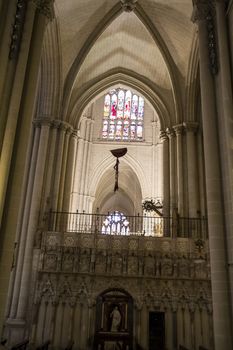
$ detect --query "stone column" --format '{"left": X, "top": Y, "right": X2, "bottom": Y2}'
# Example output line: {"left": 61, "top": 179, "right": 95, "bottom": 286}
{"left": 173, "top": 125, "right": 184, "bottom": 216}
{"left": 63, "top": 131, "right": 78, "bottom": 212}
{"left": 57, "top": 127, "right": 71, "bottom": 212}
{"left": 215, "top": 0, "right": 233, "bottom": 318}
{"left": 41, "top": 122, "right": 58, "bottom": 217}
{"left": 16, "top": 121, "right": 50, "bottom": 318}
{"left": 7, "top": 125, "right": 40, "bottom": 320}
{"left": 184, "top": 122, "right": 199, "bottom": 217}
{"left": 79, "top": 119, "right": 91, "bottom": 212}
{"left": 0, "top": 1, "right": 37, "bottom": 225}
{"left": 70, "top": 118, "right": 86, "bottom": 212}
{"left": 83, "top": 119, "right": 94, "bottom": 212}
{"left": 1, "top": 2, "right": 53, "bottom": 337}
{"left": 192, "top": 1, "right": 233, "bottom": 348}
{"left": 167, "top": 128, "right": 176, "bottom": 214}
{"left": 51, "top": 123, "right": 66, "bottom": 211}
{"left": 160, "top": 131, "right": 170, "bottom": 219}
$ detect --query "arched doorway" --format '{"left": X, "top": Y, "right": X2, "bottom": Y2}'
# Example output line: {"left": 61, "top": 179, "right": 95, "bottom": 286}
{"left": 94, "top": 289, "right": 134, "bottom": 350}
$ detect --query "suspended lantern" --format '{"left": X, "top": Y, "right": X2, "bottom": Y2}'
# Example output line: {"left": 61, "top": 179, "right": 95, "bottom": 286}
{"left": 110, "top": 148, "right": 127, "bottom": 192}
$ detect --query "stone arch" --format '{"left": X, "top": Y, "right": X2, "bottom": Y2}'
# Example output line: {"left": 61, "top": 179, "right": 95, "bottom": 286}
{"left": 61, "top": 2, "right": 182, "bottom": 124}
{"left": 88, "top": 152, "right": 149, "bottom": 204}
{"left": 68, "top": 68, "right": 171, "bottom": 130}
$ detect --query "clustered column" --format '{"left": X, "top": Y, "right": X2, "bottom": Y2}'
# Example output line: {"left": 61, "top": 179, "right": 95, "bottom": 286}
{"left": 192, "top": 0, "right": 233, "bottom": 348}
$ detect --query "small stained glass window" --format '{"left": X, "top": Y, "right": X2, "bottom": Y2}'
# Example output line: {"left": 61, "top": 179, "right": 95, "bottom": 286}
{"left": 101, "top": 88, "right": 144, "bottom": 141}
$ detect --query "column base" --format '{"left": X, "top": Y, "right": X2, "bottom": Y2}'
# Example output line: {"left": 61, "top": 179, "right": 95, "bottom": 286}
{"left": 3, "top": 318, "right": 27, "bottom": 347}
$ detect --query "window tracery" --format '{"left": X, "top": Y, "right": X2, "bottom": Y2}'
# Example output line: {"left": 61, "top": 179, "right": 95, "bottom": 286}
{"left": 102, "top": 89, "right": 144, "bottom": 141}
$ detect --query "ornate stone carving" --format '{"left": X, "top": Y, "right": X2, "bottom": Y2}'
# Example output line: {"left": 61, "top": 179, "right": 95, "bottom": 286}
{"left": 9, "top": 0, "right": 27, "bottom": 60}
{"left": 192, "top": 0, "right": 218, "bottom": 75}
{"left": 120, "top": 0, "right": 137, "bottom": 12}
{"left": 32, "top": 0, "right": 54, "bottom": 20}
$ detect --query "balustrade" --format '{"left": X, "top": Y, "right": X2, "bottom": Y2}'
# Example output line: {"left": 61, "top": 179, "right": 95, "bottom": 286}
{"left": 46, "top": 211, "right": 207, "bottom": 239}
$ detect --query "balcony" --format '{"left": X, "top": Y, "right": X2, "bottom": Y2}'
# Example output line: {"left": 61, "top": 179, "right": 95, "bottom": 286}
{"left": 46, "top": 211, "right": 208, "bottom": 239}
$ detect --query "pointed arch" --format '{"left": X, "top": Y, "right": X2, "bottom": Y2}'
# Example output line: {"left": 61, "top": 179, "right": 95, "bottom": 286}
{"left": 61, "top": 3, "right": 182, "bottom": 124}
{"left": 88, "top": 152, "right": 150, "bottom": 200}
{"left": 68, "top": 68, "right": 171, "bottom": 130}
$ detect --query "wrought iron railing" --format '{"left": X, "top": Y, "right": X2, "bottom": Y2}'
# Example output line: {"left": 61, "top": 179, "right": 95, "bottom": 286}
{"left": 47, "top": 211, "right": 208, "bottom": 239}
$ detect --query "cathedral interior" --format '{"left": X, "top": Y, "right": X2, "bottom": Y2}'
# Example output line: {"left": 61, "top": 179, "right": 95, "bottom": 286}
{"left": 0, "top": 0, "right": 233, "bottom": 349}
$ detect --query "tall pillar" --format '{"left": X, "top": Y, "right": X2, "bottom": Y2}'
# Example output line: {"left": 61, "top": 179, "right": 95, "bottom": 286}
{"left": 167, "top": 128, "right": 176, "bottom": 214}
{"left": 83, "top": 119, "right": 94, "bottom": 212}
{"left": 79, "top": 119, "right": 91, "bottom": 212}
{"left": 215, "top": 0, "right": 233, "bottom": 317}
{"left": 70, "top": 118, "right": 86, "bottom": 212}
{"left": 160, "top": 131, "right": 170, "bottom": 218}
{"left": 173, "top": 125, "right": 184, "bottom": 216}
{"left": 63, "top": 131, "right": 78, "bottom": 212}
{"left": 51, "top": 123, "right": 66, "bottom": 211}
{"left": 0, "top": 1, "right": 53, "bottom": 336}
{"left": 41, "top": 122, "right": 58, "bottom": 217}
{"left": 192, "top": 1, "right": 233, "bottom": 348}
{"left": 7, "top": 125, "right": 40, "bottom": 321}
{"left": 57, "top": 128, "right": 71, "bottom": 212}
{"left": 184, "top": 122, "right": 199, "bottom": 217}
{"left": 0, "top": 1, "right": 37, "bottom": 225}
{"left": 16, "top": 121, "right": 50, "bottom": 318}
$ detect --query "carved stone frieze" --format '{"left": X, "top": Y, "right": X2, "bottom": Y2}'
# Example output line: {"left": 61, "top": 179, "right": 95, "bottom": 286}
{"left": 33, "top": 273, "right": 212, "bottom": 318}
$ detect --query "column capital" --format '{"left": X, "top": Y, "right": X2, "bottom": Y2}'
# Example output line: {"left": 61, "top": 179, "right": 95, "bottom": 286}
{"left": 183, "top": 122, "right": 199, "bottom": 133}
{"left": 159, "top": 130, "right": 169, "bottom": 142}
{"left": 121, "top": 0, "right": 138, "bottom": 12}
{"left": 31, "top": 0, "right": 55, "bottom": 20}
{"left": 173, "top": 124, "right": 184, "bottom": 135}
{"left": 33, "top": 117, "right": 52, "bottom": 128}
{"left": 166, "top": 128, "right": 176, "bottom": 139}
{"left": 192, "top": 0, "right": 215, "bottom": 22}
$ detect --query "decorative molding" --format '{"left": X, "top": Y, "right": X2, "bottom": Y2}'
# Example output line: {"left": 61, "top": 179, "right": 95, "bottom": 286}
{"left": 9, "top": 0, "right": 27, "bottom": 60}
{"left": 192, "top": 0, "right": 218, "bottom": 75}
{"left": 183, "top": 122, "right": 199, "bottom": 133}
{"left": 32, "top": 0, "right": 54, "bottom": 20}
{"left": 120, "top": 0, "right": 138, "bottom": 12}
{"left": 173, "top": 124, "right": 184, "bottom": 135}
{"left": 159, "top": 130, "right": 169, "bottom": 142}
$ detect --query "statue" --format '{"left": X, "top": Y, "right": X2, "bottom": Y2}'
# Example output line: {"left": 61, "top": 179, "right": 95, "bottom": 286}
{"left": 110, "top": 306, "right": 121, "bottom": 332}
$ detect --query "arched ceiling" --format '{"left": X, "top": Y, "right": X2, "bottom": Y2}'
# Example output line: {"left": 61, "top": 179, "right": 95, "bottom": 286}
{"left": 93, "top": 162, "right": 142, "bottom": 215}
{"left": 51, "top": 0, "right": 197, "bottom": 124}
{"left": 72, "top": 11, "right": 171, "bottom": 94}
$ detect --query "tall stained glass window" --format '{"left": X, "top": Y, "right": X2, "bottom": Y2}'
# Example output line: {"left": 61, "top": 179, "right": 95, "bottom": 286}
{"left": 102, "top": 89, "right": 144, "bottom": 141}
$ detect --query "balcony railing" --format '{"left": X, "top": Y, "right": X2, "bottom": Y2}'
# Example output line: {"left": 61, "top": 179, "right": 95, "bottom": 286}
{"left": 46, "top": 211, "right": 208, "bottom": 239}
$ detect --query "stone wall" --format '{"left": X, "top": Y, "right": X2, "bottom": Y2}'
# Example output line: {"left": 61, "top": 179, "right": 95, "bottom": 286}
{"left": 28, "top": 232, "right": 213, "bottom": 350}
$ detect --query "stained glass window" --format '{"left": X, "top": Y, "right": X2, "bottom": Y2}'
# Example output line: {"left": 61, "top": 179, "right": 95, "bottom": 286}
{"left": 102, "top": 211, "right": 129, "bottom": 235}
{"left": 102, "top": 88, "right": 144, "bottom": 141}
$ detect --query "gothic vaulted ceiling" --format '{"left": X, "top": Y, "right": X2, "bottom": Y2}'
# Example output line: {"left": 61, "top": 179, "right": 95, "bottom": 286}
{"left": 50, "top": 0, "right": 197, "bottom": 124}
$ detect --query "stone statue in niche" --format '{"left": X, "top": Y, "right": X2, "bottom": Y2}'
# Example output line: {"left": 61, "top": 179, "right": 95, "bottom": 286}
{"left": 110, "top": 305, "right": 122, "bottom": 332}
